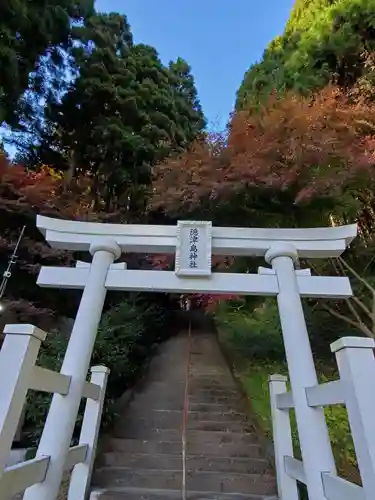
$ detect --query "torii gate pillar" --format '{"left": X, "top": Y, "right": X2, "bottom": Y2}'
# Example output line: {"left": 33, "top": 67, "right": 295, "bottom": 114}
{"left": 266, "top": 243, "right": 336, "bottom": 500}
{"left": 24, "top": 240, "right": 121, "bottom": 500}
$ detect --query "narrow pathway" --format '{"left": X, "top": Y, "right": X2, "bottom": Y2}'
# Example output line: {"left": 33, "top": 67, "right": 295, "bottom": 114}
{"left": 90, "top": 329, "right": 277, "bottom": 499}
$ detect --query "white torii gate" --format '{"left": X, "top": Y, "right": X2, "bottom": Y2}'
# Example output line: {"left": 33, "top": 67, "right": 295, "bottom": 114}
{"left": 25, "top": 216, "right": 357, "bottom": 500}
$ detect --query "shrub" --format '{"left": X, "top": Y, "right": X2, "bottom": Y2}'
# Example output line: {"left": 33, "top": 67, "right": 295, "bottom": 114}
{"left": 215, "top": 298, "right": 286, "bottom": 362}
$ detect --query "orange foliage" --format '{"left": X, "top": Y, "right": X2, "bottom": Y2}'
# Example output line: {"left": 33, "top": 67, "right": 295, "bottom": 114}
{"left": 151, "top": 87, "right": 375, "bottom": 213}
{"left": 0, "top": 153, "right": 94, "bottom": 219}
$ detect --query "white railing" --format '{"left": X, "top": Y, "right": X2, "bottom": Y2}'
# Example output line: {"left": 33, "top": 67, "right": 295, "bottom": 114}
{"left": 0, "top": 323, "right": 109, "bottom": 499}
{"left": 269, "top": 336, "right": 375, "bottom": 500}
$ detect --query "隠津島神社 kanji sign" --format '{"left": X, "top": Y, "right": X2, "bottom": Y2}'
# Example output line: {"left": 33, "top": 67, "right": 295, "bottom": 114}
{"left": 175, "top": 221, "right": 212, "bottom": 277}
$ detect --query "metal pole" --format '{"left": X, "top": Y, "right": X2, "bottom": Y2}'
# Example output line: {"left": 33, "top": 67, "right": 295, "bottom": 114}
{"left": 0, "top": 225, "right": 26, "bottom": 300}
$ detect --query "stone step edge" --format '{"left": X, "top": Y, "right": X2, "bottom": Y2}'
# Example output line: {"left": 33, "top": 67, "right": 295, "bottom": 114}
{"left": 106, "top": 437, "right": 263, "bottom": 450}
{"left": 123, "top": 410, "right": 249, "bottom": 417}
{"left": 90, "top": 486, "right": 278, "bottom": 500}
{"left": 100, "top": 452, "right": 269, "bottom": 462}
{"left": 113, "top": 430, "right": 258, "bottom": 437}
{"left": 115, "top": 422, "right": 256, "bottom": 432}
{"left": 94, "top": 466, "right": 276, "bottom": 479}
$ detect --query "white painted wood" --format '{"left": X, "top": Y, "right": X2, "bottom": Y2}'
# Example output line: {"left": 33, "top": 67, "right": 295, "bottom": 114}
{"left": 276, "top": 390, "right": 294, "bottom": 410}
{"left": 269, "top": 375, "right": 299, "bottom": 500}
{"left": 3, "top": 324, "right": 47, "bottom": 340}
{"left": 23, "top": 241, "right": 120, "bottom": 500}
{"left": 284, "top": 456, "right": 306, "bottom": 484}
{"left": 305, "top": 380, "right": 345, "bottom": 407}
{"left": 331, "top": 337, "right": 375, "bottom": 500}
{"left": 30, "top": 366, "right": 71, "bottom": 395}
{"left": 76, "top": 260, "right": 127, "bottom": 270}
{"left": 0, "top": 325, "right": 46, "bottom": 475}
{"left": 258, "top": 266, "right": 312, "bottom": 276}
{"left": 82, "top": 381, "right": 101, "bottom": 401}
{"left": 5, "top": 448, "right": 28, "bottom": 467}
{"left": 321, "top": 472, "right": 365, "bottom": 500}
{"left": 37, "top": 215, "right": 357, "bottom": 258}
{"left": 331, "top": 336, "right": 375, "bottom": 351}
{"left": 64, "top": 444, "right": 88, "bottom": 471}
{"left": 37, "top": 215, "right": 357, "bottom": 241}
{"left": 0, "top": 457, "right": 49, "bottom": 497}
{"left": 265, "top": 243, "right": 336, "bottom": 500}
{"left": 37, "top": 267, "right": 353, "bottom": 298}
{"left": 68, "top": 366, "right": 110, "bottom": 500}
{"left": 175, "top": 221, "right": 212, "bottom": 276}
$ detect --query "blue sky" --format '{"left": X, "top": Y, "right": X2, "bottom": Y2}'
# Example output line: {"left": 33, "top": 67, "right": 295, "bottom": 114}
{"left": 96, "top": 0, "right": 295, "bottom": 130}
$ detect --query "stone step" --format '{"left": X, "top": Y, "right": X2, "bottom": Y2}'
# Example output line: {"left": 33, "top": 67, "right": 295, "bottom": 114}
{"left": 116, "top": 416, "right": 254, "bottom": 434}
{"left": 99, "top": 453, "right": 271, "bottom": 475}
{"left": 105, "top": 438, "right": 264, "bottom": 458}
{"left": 189, "top": 373, "right": 234, "bottom": 380}
{"left": 127, "top": 398, "right": 184, "bottom": 411}
{"left": 189, "top": 411, "right": 249, "bottom": 423}
{"left": 187, "top": 420, "right": 256, "bottom": 433}
{"left": 91, "top": 486, "right": 278, "bottom": 500}
{"left": 189, "top": 380, "right": 237, "bottom": 388}
{"left": 92, "top": 467, "right": 182, "bottom": 490}
{"left": 133, "top": 387, "right": 240, "bottom": 400}
{"left": 189, "top": 395, "right": 245, "bottom": 405}
{"left": 189, "top": 390, "right": 240, "bottom": 399}
{"left": 118, "top": 409, "right": 249, "bottom": 427}
{"left": 116, "top": 413, "right": 183, "bottom": 431}
{"left": 190, "top": 403, "right": 246, "bottom": 413}
{"left": 105, "top": 438, "right": 182, "bottom": 455}
{"left": 138, "top": 381, "right": 238, "bottom": 392}
{"left": 92, "top": 467, "right": 276, "bottom": 495}
{"left": 112, "top": 428, "right": 259, "bottom": 445}
{"left": 126, "top": 395, "right": 246, "bottom": 414}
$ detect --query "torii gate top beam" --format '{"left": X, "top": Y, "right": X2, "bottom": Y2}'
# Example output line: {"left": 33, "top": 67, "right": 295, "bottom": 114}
{"left": 36, "top": 215, "right": 357, "bottom": 258}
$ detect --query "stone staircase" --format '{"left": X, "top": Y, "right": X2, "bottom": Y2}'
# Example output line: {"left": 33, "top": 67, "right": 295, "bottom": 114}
{"left": 90, "top": 329, "right": 277, "bottom": 499}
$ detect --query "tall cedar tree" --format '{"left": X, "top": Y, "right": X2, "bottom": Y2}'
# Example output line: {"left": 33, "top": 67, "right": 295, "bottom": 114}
{"left": 236, "top": 0, "right": 375, "bottom": 108}
{"left": 0, "top": 0, "right": 94, "bottom": 125}
{"left": 25, "top": 13, "right": 205, "bottom": 217}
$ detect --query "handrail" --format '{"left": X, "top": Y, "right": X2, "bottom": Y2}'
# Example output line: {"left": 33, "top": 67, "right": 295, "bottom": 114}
{"left": 269, "top": 336, "right": 375, "bottom": 500}
{"left": 30, "top": 367, "right": 71, "bottom": 395}
{"left": 0, "top": 323, "right": 109, "bottom": 500}
{"left": 0, "top": 457, "right": 50, "bottom": 497}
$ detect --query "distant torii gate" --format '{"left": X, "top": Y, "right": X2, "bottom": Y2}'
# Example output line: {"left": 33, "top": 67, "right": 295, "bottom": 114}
{"left": 25, "top": 216, "right": 357, "bottom": 500}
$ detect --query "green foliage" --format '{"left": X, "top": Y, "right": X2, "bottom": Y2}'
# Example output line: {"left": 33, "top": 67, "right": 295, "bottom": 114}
{"left": 24, "top": 13, "right": 205, "bottom": 216}
{"left": 23, "top": 294, "right": 169, "bottom": 447}
{"left": 215, "top": 299, "right": 286, "bottom": 361}
{"left": 0, "top": 0, "right": 94, "bottom": 124}
{"left": 236, "top": 0, "right": 375, "bottom": 108}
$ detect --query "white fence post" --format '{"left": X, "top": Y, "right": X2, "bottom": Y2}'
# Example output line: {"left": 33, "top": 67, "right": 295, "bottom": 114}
{"left": 265, "top": 244, "right": 336, "bottom": 500}
{"left": 331, "top": 336, "right": 375, "bottom": 500}
{"left": 269, "top": 374, "right": 299, "bottom": 500}
{"left": 24, "top": 240, "right": 121, "bottom": 500}
{"left": 67, "top": 365, "right": 110, "bottom": 500}
{"left": 0, "top": 324, "right": 46, "bottom": 474}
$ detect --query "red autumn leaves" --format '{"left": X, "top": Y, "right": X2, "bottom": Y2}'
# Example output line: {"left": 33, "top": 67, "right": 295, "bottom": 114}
{"left": 151, "top": 86, "right": 375, "bottom": 213}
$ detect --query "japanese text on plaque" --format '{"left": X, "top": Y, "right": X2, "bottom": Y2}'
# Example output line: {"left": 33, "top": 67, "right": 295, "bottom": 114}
{"left": 189, "top": 228, "right": 199, "bottom": 268}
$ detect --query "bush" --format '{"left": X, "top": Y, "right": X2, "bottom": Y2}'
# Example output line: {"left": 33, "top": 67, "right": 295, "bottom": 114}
{"left": 23, "top": 293, "right": 169, "bottom": 447}
{"left": 215, "top": 298, "right": 285, "bottom": 362}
